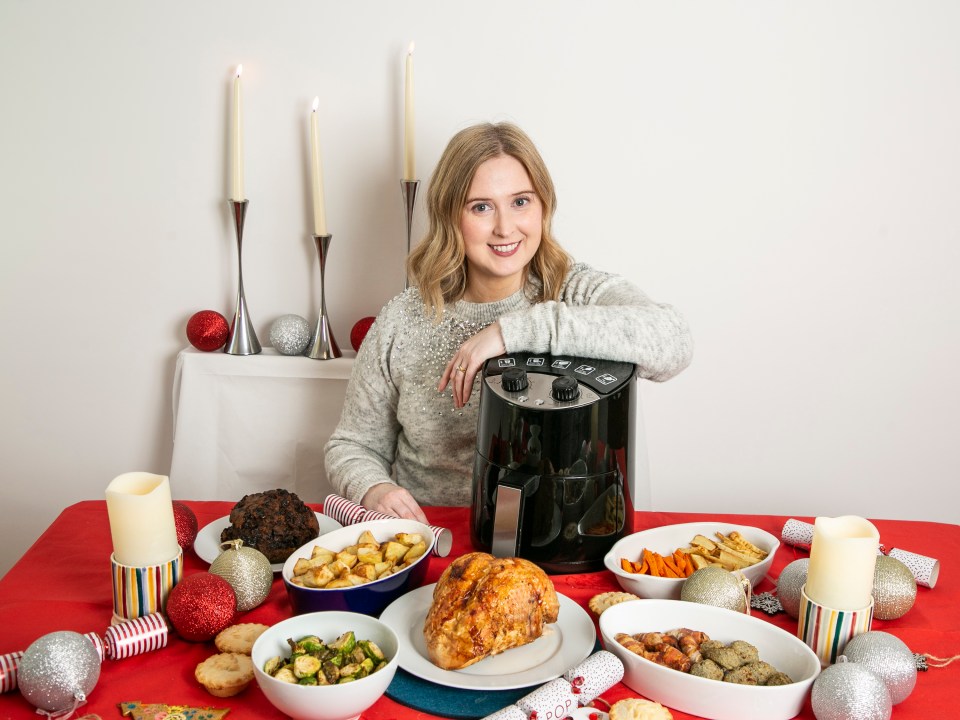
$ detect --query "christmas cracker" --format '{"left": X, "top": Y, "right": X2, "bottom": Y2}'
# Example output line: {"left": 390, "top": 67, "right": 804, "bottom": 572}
{"left": 323, "top": 494, "right": 452, "bottom": 556}
{"left": 0, "top": 613, "right": 168, "bottom": 693}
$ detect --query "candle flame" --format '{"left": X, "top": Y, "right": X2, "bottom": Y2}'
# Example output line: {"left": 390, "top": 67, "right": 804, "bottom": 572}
{"left": 312, "top": 96, "right": 319, "bottom": 112}
{"left": 236, "top": 64, "right": 243, "bottom": 78}
{"left": 408, "top": 41, "right": 415, "bottom": 55}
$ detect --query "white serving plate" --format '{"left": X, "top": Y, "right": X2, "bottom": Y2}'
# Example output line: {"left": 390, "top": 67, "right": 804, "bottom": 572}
{"left": 380, "top": 584, "right": 595, "bottom": 691}
{"left": 603, "top": 522, "right": 779, "bottom": 599}
{"left": 194, "top": 512, "right": 342, "bottom": 572}
{"left": 599, "top": 599, "right": 820, "bottom": 720}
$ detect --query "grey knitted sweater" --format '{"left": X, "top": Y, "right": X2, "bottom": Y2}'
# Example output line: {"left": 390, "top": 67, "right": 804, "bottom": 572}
{"left": 324, "top": 262, "right": 693, "bottom": 506}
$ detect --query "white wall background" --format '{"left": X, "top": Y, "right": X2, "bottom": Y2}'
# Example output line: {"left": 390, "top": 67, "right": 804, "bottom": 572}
{"left": 2, "top": 1, "right": 958, "bottom": 577}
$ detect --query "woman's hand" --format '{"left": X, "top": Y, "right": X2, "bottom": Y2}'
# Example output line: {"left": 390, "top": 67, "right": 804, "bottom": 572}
{"left": 361, "top": 482, "right": 429, "bottom": 523}
{"left": 438, "top": 322, "right": 506, "bottom": 409}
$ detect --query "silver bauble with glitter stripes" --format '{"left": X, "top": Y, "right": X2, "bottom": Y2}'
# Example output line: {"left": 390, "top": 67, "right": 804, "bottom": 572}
{"left": 776, "top": 558, "right": 809, "bottom": 619}
{"left": 872, "top": 555, "right": 916, "bottom": 620}
{"left": 210, "top": 539, "right": 273, "bottom": 611}
{"left": 680, "top": 566, "right": 749, "bottom": 613}
{"left": 841, "top": 631, "right": 917, "bottom": 705}
{"left": 811, "top": 661, "right": 892, "bottom": 720}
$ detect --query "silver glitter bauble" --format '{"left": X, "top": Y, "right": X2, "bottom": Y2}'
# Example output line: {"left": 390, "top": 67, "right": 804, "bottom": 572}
{"left": 680, "top": 566, "right": 749, "bottom": 613}
{"left": 18, "top": 631, "right": 101, "bottom": 713}
{"left": 841, "top": 631, "right": 917, "bottom": 705}
{"left": 811, "top": 661, "right": 891, "bottom": 720}
{"left": 776, "top": 558, "right": 809, "bottom": 619}
{"left": 210, "top": 539, "right": 273, "bottom": 611}
{"left": 269, "top": 314, "right": 311, "bottom": 355}
{"left": 872, "top": 555, "right": 917, "bottom": 620}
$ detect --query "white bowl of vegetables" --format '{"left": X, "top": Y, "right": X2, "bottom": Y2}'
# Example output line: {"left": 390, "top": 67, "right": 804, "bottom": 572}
{"left": 252, "top": 611, "right": 399, "bottom": 720}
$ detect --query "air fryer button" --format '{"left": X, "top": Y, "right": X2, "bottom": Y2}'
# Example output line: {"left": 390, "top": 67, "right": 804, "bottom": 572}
{"left": 551, "top": 359, "right": 571, "bottom": 369}
{"left": 574, "top": 365, "right": 596, "bottom": 375}
{"left": 551, "top": 375, "right": 580, "bottom": 402}
{"left": 497, "top": 358, "right": 516, "bottom": 368}
{"left": 526, "top": 357, "right": 545, "bottom": 366}
{"left": 596, "top": 374, "right": 618, "bottom": 385}
{"left": 501, "top": 368, "right": 529, "bottom": 392}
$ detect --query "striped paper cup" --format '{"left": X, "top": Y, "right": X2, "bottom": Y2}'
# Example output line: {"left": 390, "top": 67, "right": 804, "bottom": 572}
{"left": 797, "top": 584, "right": 874, "bottom": 666}
{"left": 110, "top": 549, "right": 183, "bottom": 622}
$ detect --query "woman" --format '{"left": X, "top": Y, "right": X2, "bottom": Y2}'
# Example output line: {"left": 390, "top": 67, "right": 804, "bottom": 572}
{"left": 325, "top": 122, "right": 692, "bottom": 522}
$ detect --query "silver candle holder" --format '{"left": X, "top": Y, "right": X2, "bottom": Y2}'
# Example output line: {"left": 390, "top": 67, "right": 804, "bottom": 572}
{"left": 400, "top": 179, "right": 419, "bottom": 289}
{"left": 224, "top": 199, "right": 261, "bottom": 355}
{"left": 305, "top": 233, "right": 341, "bottom": 359}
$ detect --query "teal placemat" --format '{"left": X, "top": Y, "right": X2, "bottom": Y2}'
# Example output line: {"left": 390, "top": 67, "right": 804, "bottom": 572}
{"left": 386, "top": 667, "right": 529, "bottom": 719}
{"left": 385, "top": 640, "right": 602, "bottom": 719}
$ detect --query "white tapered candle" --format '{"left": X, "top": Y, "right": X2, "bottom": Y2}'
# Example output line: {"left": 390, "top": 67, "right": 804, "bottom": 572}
{"left": 403, "top": 42, "right": 416, "bottom": 180}
{"left": 231, "top": 65, "right": 245, "bottom": 200}
{"left": 309, "top": 97, "right": 327, "bottom": 236}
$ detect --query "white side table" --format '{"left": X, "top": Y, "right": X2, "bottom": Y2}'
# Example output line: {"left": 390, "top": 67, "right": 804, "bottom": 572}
{"left": 170, "top": 347, "right": 355, "bottom": 503}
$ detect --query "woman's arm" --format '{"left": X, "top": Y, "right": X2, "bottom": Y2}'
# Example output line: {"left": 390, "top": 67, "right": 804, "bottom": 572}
{"left": 323, "top": 311, "right": 420, "bottom": 515}
{"left": 323, "top": 329, "right": 430, "bottom": 523}
{"left": 497, "top": 264, "right": 693, "bottom": 381}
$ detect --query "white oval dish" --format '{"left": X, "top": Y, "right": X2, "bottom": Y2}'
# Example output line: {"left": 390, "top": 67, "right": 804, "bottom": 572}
{"left": 599, "top": 599, "right": 820, "bottom": 720}
{"left": 603, "top": 522, "right": 779, "bottom": 600}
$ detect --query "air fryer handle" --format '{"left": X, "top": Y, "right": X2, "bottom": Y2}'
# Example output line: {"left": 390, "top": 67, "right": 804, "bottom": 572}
{"left": 490, "top": 471, "right": 539, "bottom": 558}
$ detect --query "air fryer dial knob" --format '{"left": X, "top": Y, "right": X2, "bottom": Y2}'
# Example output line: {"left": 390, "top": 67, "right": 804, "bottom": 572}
{"left": 551, "top": 375, "right": 580, "bottom": 401}
{"left": 501, "top": 368, "right": 528, "bottom": 392}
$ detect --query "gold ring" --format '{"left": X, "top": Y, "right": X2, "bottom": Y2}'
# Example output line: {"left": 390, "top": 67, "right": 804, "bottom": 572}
{"left": 456, "top": 365, "right": 466, "bottom": 373}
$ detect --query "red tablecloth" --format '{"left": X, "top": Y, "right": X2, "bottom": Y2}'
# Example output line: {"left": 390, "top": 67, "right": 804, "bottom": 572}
{"left": 0, "top": 502, "right": 956, "bottom": 720}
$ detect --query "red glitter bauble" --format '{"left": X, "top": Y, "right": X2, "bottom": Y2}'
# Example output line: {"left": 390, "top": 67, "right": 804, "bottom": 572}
{"left": 165, "top": 572, "right": 236, "bottom": 642}
{"left": 350, "top": 316, "right": 376, "bottom": 351}
{"left": 186, "top": 310, "right": 229, "bottom": 352}
{"left": 172, "top": 501, "right": 199, "bottom": 553}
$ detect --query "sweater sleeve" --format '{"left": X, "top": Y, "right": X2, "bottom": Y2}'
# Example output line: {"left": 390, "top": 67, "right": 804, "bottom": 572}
{"left": 497, "top": 264, "right": 693, "bottom": 381}
{"left": 324, "top": 309, "right": 402, "bottom": 504}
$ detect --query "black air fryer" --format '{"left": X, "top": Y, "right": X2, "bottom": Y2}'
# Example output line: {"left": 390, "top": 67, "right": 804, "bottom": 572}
{"left": 470, "top": 352, "right": 636, "bottom": 573}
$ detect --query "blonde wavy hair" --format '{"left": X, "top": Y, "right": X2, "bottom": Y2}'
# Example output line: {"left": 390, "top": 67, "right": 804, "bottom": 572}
{"left": 407, "top": 122, "right": 571, "bottom": 318}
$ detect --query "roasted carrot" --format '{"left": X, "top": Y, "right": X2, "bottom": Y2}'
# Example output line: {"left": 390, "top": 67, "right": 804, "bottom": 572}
{"left": 643, "top": 549, "right": 659, "bottom": 576}
{"left": 662, "top": 556, "right": 681, "bottom": 576}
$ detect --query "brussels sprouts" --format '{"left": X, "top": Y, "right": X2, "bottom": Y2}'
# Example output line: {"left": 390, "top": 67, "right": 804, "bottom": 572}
{"left": 263, "top": 629, "right": 389, "bottom": 686}
{"left": 293, "top": 654, "right": 322, "bottom": 679}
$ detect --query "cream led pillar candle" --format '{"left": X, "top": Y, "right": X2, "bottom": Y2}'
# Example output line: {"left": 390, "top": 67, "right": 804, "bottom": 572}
{"left": 105, "top": 472, "right": 180, "bottom": 567}
{"left": 309, "top": 97, "right": 327, "bottom": 236}
{"left": 805, "top": 515, "right": 880, "bottom": 610}
{"left": 231, "top": 65, "right": 245, "bottom": 200}
{"left": 403, "top": 42, "right": 416, "bottom": 180}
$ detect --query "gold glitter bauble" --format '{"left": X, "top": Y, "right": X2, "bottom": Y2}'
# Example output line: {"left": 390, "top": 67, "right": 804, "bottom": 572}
{"left": 680, "top": 566, "right": 749, "bottom": 613}
{"left": 210, "top": 539, "right": 273, "bottom": 612}
{"left": 872, "top": 555, "right": 917, "bottom": 620}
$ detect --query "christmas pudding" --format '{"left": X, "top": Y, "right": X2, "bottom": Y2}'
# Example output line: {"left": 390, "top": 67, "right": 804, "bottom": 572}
{"left": 220, "top": 489, "right": 319, "bottom": 564}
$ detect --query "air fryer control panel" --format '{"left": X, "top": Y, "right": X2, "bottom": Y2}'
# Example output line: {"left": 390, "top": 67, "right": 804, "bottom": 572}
{"left": 482, "top": 352, "right": 634, "bottom": 409}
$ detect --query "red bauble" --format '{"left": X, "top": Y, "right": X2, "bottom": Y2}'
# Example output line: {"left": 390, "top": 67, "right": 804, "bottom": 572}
{"left": 350, "top": 316, "right": 376, "bottom": 351}
{"left": 186, "top": 310, "right": 229, "bottom": 352}
{"left": 165, "top": 572, "right": 236, "bottom": 642}
{"left": 172, "top": 501, "right": 199, "bottom": 553}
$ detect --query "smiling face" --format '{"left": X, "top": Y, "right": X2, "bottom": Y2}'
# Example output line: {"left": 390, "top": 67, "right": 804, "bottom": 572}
{"left": 459, "top": 154, "right": 543, "bottom": 303}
